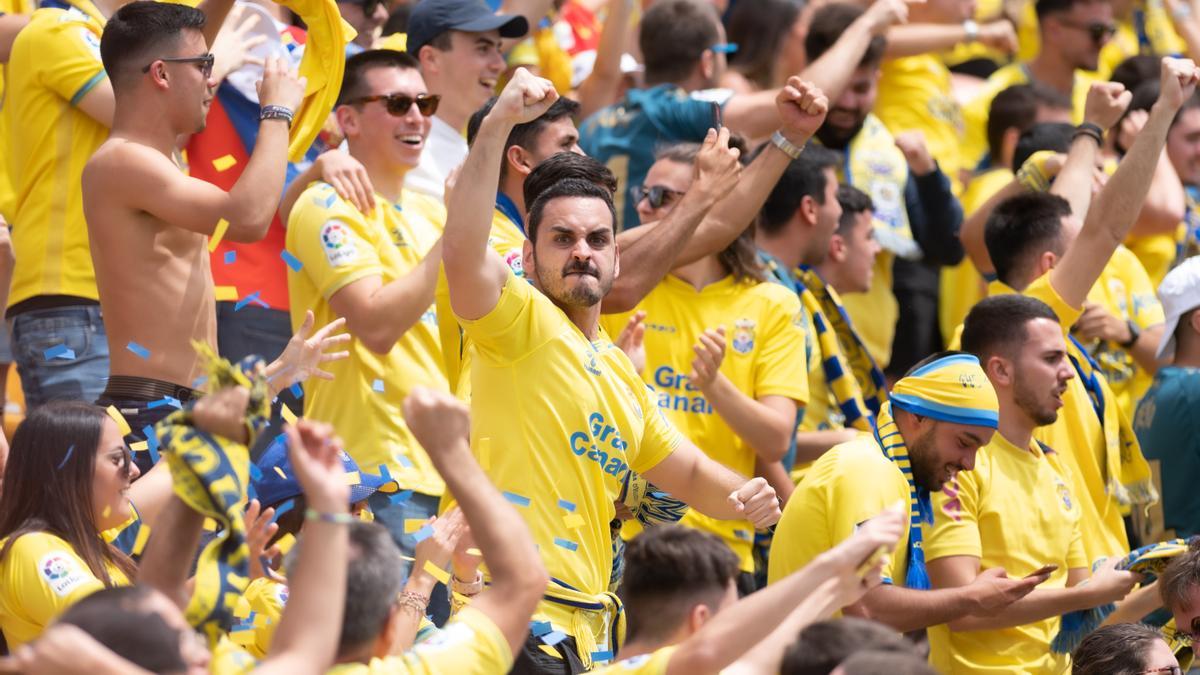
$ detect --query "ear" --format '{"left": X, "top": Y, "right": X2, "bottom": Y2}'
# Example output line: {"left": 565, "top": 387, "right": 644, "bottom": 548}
{"left": 335, "top": 105, "right": 358, "bottom": 139}
{"left": 687, "top": 603, "right": 712, "bottom": 634}
{"left": 799, "top": 195, "right": 819, "bottom": 228}
{"left": 699, "top": 49, "right": 715, "bottom": 82}
{"left": 985, "top": 354, "right": 1014, "bottom": 388}
{"left": 507, "top": 144, "right": 535, "bottom": 178}
{"left": 522, "top": 237, "right": 535, "bottom": 277}
{"left": 612, "top": 236, "right": 621, "bottom": 280}
{"left": 418, "top": 44, "right": 440, "bottom": 76}
{"left": 1000, "top": 128, "right": 1021, "bottom": 168}
{"left": 149, "top": 61, "right": 170, "bottom": 90}
{"left": 1189, "top": 309, "right": 1200, "bottom": 334}
{"left": 1037, "top": 250, "right": 1058, "bottom": 277}
{"left": 828, "top": 233, "right": 848, "bottom": 263}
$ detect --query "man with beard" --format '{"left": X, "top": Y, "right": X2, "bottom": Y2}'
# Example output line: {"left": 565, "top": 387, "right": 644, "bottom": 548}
{"left": 443, "top": 68, "right": 781, "bottom": 674}
{"left": 768, "top": 351, "right": 1049, "bottom": 632}
{"left": 929, "top": 294, "right": 1142, "bottom": 674}
{"left": 802, "top": 3, "right": 965, "bottom": 377}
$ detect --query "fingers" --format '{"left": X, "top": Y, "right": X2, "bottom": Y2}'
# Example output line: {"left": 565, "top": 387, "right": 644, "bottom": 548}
{"left": 310, "top": 316, "right": 347, "bottom": 342}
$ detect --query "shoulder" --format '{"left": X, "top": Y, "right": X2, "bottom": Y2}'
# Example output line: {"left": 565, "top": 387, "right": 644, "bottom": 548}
{"left": 814, "top": 437, "right": 901, "bottom": 486}
{"left": 398, "top": 189, "right": 447, "bottom": 230}
{"left": 744, "top": 279, "right": 803, "bottom": 314}
{"left": 1, "top": 532, "right": 99, "bottom": 596}
{"left": 291, "top": 182, "right": 363, "bottom": 228}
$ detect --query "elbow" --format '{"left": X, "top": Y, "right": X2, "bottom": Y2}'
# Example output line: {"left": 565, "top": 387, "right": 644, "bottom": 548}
{"left": 359, "top": 332, "right": 394, "bottom": 355}
{"left": 226, "top": 216, "right": 274, "bottom": 243}
{"left": 756, "top": 429, "right": 792, "bottom": 464}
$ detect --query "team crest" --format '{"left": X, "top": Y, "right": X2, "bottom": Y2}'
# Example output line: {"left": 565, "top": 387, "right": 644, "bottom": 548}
{"left": 1054, "top": 476, "right": 1074, "bottom": 513}
{"left": 583, "top": 347, "right": 601, "bottom": 376}
{"left": 731, "top": 318, "right": 756, "bottom": 354}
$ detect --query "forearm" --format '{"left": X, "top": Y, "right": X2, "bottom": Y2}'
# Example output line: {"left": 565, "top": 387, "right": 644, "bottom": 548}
{"left": 353, "top": 241, "right": 444, "bottom": 353}
{"left": 197, "top": 0, "right": 235, "bottom": 47}
{"left": 672, "top": 453, "right": 748, "bottom": 520}
{"left": 703, "top": 375, "right": 793, "bottom": 462}
{"left": 575, "top": 0, "right": 631, "bottom": 119}
{"left": 948, "top": 586, "right": 1098, "bottom": 631}
{"left": 1129, "top": 152, "right": 1186, "bottom": 237}
{"left": 794, "top": 429, "right": 859, "bottom": 464}
{"left": 908, "top": 168, "right": 965, "bottom": 266}
{"left": 799, "top": 18, "right": 877, "bottom": 101}
{"left": 391, "top": 572, "right": 438, "bottom": 653}
{"left": 444, "top": 115, "right": 512, "bottom": 296}
{"left": 724, "top": 584, "right": 841, "bottom": 675}
{"left": 262, "top": 517, "right": 348, "bottom": 671}
{"left": 227, "top": 120, "right": 291, "bottom": 241}
{"left": 1172, "top": 17, "right": 1200, "bottom": 62}
{"left": 136, "top": 496, "right": 205, "bottom": 610}
{"left": 1129, "top": 324, "right": 1165, "bottom": 373}
{"left": 960, "top": 179, "right": 1024, "bottom": 274}
{"left": 884, "top": 23, "right": 972, "bottom": 58}
{"left": 1101, "top": 582, "right": 1161, "bottom": 626}
{"left": 1088, "top": 103, "right": 1174, "bottom": 246}
{"left": 858, "top": 583, "right": 979, "bottom": 633}
{"left": 1050, "top": 135, "right": 1100, "bottom": 222}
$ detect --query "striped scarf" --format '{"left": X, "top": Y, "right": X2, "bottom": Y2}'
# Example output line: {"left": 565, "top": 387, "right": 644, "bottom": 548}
{"left": 873, "top": 402, "right": 933, "bottom": 590}
{"left": 157, "top": 342, "right": 271, "bottom": 644}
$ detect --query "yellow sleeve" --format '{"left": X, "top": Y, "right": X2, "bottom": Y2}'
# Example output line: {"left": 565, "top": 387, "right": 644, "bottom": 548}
{"left": 38, "top": 18, "right": 106, "bottom": 106}
{"left": 1024, "top": 274, "right": 1085, "bottom": 332}
{"left": 4, "top": 534, "right": 106, "bottom": 640}
{"left": 459, "top": 269, "right": 549, "bottom": 363}
{"left": 753, "top": 290, "right": 809, "bottom": 405}
{"left": 827, "top": 450, "right": 911, "bottom": 584}
{"left": 210, "top": 636, "right": 258, "bottom": 675}
{"left": 590, "top": 646, "right": 677, "bottom": 674}
{"left": 243, "top": 578, "right": 287, "bottom": 659}
{"left": 375, "top": 607, "right": 514, "bottom": 675}
{"left": 630, "top": 380, "right": 684, "bottom": 475}
{"left": 926, "top": 468, "right": 983, "bottom": 561}
{"left": 289, "top": 184, "right": 383, "bottom": 300}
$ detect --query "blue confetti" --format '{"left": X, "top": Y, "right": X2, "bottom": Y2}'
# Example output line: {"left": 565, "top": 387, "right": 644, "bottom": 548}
{"left": 557, "top": 499, "right": 576, "bottom": 512}
{"left": 390, "top": 489, "right": 413, "bottom": 505}
{"left": 147, "top": 396, "right": 181, "bottom": 409}
{"left": 289, "top": 383, "right": 302, "bottom": 399}
{"left": 542, "top": 631, "right": 568, "bottom": 646}
{"left": 397, "top": 455, "right": 414, "bottom": 469}
{"left": 412, "top": 524, "right": 435, "bottom": 543}
{"left": 249, "top": 464, "right": 262, "bottom": 481}
{"left": 323, "top": 193, "right": 337, "bottom": 208}
{"left": 57, "top": 445, "right": 75, "bottom": 469}
{"left": 591, "top": 651, "right": 614, "bottom": 662}
{"left": 280, "top": 250, "right": 303, "bottom": 272}
{"left": 143, "top": 426, "right": 160, "bottom": 465}
{"left": 377, "top": 464, "right": 393, "bottom": 483}
{"left": 234, "top": 291, "right": 263, "bottom": 312}
{"left": 224, "top": 250, "right": 236, "bottom": 264}
{"left": 272, "top": 499, "right": 295, "bottom": 522}
{"left": 126, "top": 341, "right": 151, "bottom": 359}
{"left": 503, "top": 491, "right": 531, "bottom": 507}
{"left": 553, "top": 538, "right": 578, "bottom": 552}
{"left": 530, "top": 621, "right": 552, "bottom": 637}
{"left": 44, "top": 344, "right": 75, "bottom": 360}
{"left": 371, "top": 379, "right": 384, "bottom": 392}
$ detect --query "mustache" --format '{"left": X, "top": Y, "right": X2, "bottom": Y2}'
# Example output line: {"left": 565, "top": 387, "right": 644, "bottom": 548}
{"left": 562, "top": 260, "right": 599, "bottom": 278}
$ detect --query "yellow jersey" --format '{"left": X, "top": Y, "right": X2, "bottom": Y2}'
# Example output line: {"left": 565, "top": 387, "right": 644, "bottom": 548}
{"left": 1097, "top": 2, "right": 1187, "bottom": 79}
{"left": 1125, "top": 227, "right": 1183, "bottom": 289}
{"left": 926, "top": 433, "right": 1087, "bottom": 675}
{"left": 460, "top": 269, "right": 681, "bottom": 634}
{"left": 0, "top": 531, "right": 130, "bottom": 648}
{"left": 435, "top": 206, "right": 526, "bottom": 399}
{"left": 326, "top": 608, "right": 511, "bottom": 674}
{"left": 589, "top": 647, "right": 676, "bottom": 674}
{"left": 601, "top": 274, "right": 809, "bottom": 572}
{"left": 4, "top": 0, "right": 109, "bottom": 307}
{"left": 767, "top": 437, "right": 911, "bottom": 586}
{"left": 940, "top": 169, "right": 1011, "bottom": 344}
{"left": 875, "top": 54, "right": 966, "bottom": 191}
{"left": 287, "top": 182, "right": 448, "bottom": 496}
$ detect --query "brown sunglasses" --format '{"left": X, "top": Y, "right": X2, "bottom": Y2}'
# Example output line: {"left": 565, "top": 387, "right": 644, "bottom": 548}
{"left": 345, "top": 93, "right": 441, "bottom": 117}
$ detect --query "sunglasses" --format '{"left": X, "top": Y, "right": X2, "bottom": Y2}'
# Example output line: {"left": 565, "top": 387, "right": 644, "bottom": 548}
{"left": 142, "top": 53, "right": 216, "bottom": 79}
{"left": 1139, "top": 668, "right": 1183, "bottom": 675}
{"left": 1057, "top": 18, "right": 1117, "bottom": 43}
{"left": 636, "top": 184, "right": 686, "bottom": 210}
{"left": 346, "top": 93, "right": 441, "bottom": 117}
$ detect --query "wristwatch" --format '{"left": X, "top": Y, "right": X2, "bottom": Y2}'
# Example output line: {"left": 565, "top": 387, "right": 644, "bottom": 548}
{"left": 1119, "top": 319, "right": 1141, "bottom": 349}
{"left": 770, "top": 131, "right": 804, "bottom": 160}
{"left": 963, "top": 19, "right": 980, "bottom": 43}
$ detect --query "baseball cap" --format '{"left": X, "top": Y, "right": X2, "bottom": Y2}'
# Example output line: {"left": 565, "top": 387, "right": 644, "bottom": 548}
{"left": 252, "top": 435, "right": 397, "bottom": 509}
{"left": 406, "top": 0, "right": 528, "bottom": 56}
{"left": 1156, "top": 256, "right": 1200, "bottom": 360}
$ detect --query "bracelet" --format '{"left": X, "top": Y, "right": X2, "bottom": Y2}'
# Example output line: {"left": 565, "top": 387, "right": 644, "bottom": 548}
{"left": 770, "top": 131, "right": 804, "bottom": 160}
{"left": 451, "top": 571, "right": 485, "bottom": 596}
{"left": 303, "top": 508, "right": 354, "bottom": 524}
{"left": 260, "top": 104, "right": 295, "bottom": 129}
{"left": 397, "top": 591, "right": 429, "bottom": 616}
{"left": 1072, "top": 122, "right": 1104, "bottom": 146}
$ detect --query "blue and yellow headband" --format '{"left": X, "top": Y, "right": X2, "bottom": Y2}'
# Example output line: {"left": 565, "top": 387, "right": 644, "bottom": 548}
{"left": 890, "top": 354, "right": 999, "bottom": 430}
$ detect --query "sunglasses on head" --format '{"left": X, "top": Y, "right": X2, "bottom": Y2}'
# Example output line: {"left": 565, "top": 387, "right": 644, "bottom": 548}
{"left": 142, "top": 53, "right": 216, "bottom": 79}
{"left": 1057, "top": 18, "right": 1116, "bottom": 43}
{"left": 636, "top": 184, "right": 686, "bottom": 210}
{"left": 346, "top": 93, "right": 441, "bottom": 117}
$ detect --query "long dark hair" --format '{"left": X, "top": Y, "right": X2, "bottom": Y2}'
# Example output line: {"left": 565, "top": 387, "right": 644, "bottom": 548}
{"left": 727, "top": 0, "right": 803, "bottom": 90}
{"left": 718, "top": 226, "right": 769, "bottom": 283}
{"left": 0, "top": 402, "right": 137, "bottom": 585}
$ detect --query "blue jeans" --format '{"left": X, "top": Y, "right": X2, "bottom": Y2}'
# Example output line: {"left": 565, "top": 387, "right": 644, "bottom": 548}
{"left": 10, "top": 305, "right": 109, "bottom": 407}
{"left": 368, "top": 490, "right": 451, "bottom": 626}
{"left": 92, "top": 394, "right": 178, "bottom": 475}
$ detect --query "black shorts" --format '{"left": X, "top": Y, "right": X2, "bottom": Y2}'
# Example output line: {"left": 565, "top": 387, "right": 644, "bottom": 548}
{"left": 511, "top": 632, "right": 587, "bottom": 675}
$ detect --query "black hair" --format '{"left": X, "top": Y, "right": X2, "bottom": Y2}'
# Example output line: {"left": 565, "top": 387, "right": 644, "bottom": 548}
{"left": 100, "top": 1, "right": 206, "bottom": 91}
{"left": 527, "top": 178, "right": 617, "bottom": 243}
{"left": 639, "top": 0, "right": 722, "bottom": 85}
{"left": 381, "top": 4, "right": 411, "bottom": 37}
{"left": 836, "top": 184, "right": 873, "bottom": 236}
{"left": 837, "top": 650, "right": 938, "bottom": 675}
{"left": 984, "top": 192, "right": 1072, "bottom": 286}
{"left": 1073, "top": 623, "right": 1171, "bottom": 675}
{"left": 726, "top": 0, "right": 804, "bottom": 90}
{"left": 524, "top": 153, "right": 618, "bottom": 210}
{"left": 987, "top": 84, "right": 1071, "bottom": 163}
{"left": 466, "top": 96, "right": 582, "bottom": 181}
{"left": 780, "top": 618, "right": 918, "bottom": 675}
{"left": 1035, "top": 0, "right": 1097, "bottom": 19}
{"left": 961, "top": 295, "right": 1061, "bottom": 361}
{"left": 1111, "top": 55, "right": 1161, "bottom": 92}
{"left": 1011, "top": 121, "right": 1074, "bottom": 171}
{"left": 57, "top": 586, "right": 188, "bottom": 674}
{"left": 758, "top": 144, "right": 841, "bottom": 237}
{"left": 618, "top": 525, "right": 740, "bottom": 643}
{"left": 337, "top": 49, "right": 421, "bottom": 106}
{"left": 806, "top": 3, "right": 885, "bottom": 67}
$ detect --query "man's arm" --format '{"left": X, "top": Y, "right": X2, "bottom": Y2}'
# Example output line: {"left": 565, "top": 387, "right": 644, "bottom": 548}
{"left": 896, "top": 133, "right": 965, "bottom": 267}
{"left": 927, "top": 555, "right": 1138, "bottom": 631}
{"left": 1051, "top": 59, "right": 1196, "bottom": 308}
{"left": 640, "top": 439, "right": 780, "bottom": 527}
{"left": 576, "top": 0, "right": 633, "bottom": 120}
{"left": 883, "top": 20, "right": 1016, "bottom": 58}
{"left": 0, "top": 13, "right": 29, "bottom": 63}
{"left": 444, "top": 68, "right": 557, "bottom": 321}
{"left": 846, "top": 567, "right": 1045, "bottom": 633}
{"left": 404, "top": 388, "right": 549, "bottom": 658}
{"left": 793, "top": 430, "right": 860, "bottom": 465}
{"left": 196, "top": 0, "right": 235, "bottom": 48}
{"left": 278, "top": 150, "right": 375, "bottom": 224}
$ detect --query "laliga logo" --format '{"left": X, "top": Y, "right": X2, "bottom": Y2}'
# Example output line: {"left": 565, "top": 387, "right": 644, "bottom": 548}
{"left": 41, "top": 555, "right": 71, "bottom": 581}
{"left": 731, "top": 318, "right": 756, "bottom": 355}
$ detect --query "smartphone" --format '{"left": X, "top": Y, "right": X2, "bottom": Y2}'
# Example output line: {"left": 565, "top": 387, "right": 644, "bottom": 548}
{"left": 1025, "top": 564, "right": 1059, "bottom": 578}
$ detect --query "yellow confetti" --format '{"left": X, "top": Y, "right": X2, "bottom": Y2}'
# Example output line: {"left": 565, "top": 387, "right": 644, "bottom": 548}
{"left": 212, "top": 154, "right": 238, "bottom": 172}
{"left": 276, "top": 533, "right": 296, "bottom": 555}
{"left": 253, "top": 613, "right": 270, "bottom": 627}
{"left": 404, "top": 518, "right": 428, "bottom": 533}
{"left": 215, "top": 286, "right": 239, "bottom": 302}
{"left": 452, "top": 590, "right": 471, "bottom": 605}
{"left": 105, "top": 405, "right": 131, "bottom": 436}
{"left": 131, "top": 524, "right": 152, "bottom": 556}
{"left": 466, "top": 548, "right": 482, "bottom": 557}
{"left": 102, "top": 505, "right": 111, "bottom": 519}
{"left": 563, "top": 514, "right": 585, "bottom": 530}
{"left": 203, "top": 518, "right": 218, "bottom": 531}
{"left": 342, "top": 471, "right": 361, "bottom": 485}
{"left": 538, "top": 644, "right": 559, "bottom": 658}
{"left": 233, "top": 597, "right": 252, "bottom": 619}
{"left": 280, "top": 403, "right": 297, "bottom": 425}
{"left": 274, "top": 466, "right": 287, "bottom": 480}
{"left": 129, "top": 440, "right": 148, "bottom": 451}
{"left": 423, "top": 560, "right": 450, "bottom": 585}
{"left": 230, "top": 630, "right": 257, "bottom": 646}
{"left": 208, "top": 218, "right": 230, "bottom": 252}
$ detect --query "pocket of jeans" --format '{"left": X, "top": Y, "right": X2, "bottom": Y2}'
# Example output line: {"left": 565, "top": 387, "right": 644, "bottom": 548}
{"left": 15, "top": 318, "right": 94, "bottom": 368}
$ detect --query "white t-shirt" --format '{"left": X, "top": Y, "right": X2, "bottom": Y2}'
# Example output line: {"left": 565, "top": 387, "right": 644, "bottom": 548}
{"left": 405, "top": 114, "right": 468, "bottom": 201}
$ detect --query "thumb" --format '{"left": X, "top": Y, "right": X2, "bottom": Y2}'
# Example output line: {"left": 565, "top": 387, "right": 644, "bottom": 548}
{"left": 727, "top": 490, "right": 746, "bottom": 512}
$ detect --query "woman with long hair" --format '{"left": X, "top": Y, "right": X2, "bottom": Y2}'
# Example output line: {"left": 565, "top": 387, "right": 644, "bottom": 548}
{"left": 721, "top": 0, "right": 808, "bottom": 94}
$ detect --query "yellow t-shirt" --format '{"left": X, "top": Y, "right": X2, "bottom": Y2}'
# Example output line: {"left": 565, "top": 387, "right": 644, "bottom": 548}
{"left": 600, "top": 274, "right": 809, "bottom": 572}
{"left": 460, "top": 269, "right": 681, "bottom": 632}
{"left": 925, "top": 433, "right": 1087, "bottom": 675}
{"left": 940, "top": 168, "right": 1011, "bottom": 343}
{"left": 986, "top": 275, "right": 1130, "bottom": 562}
{"left": 326, "top": 608, "right": 512, "bottom": 675}
{"left": 589, "top": 646, "right": 677, "bottom": 674}
{"left": 287, "top": 182, "right": 448, "bottom": 496}
{"left": 875, "top": 54, "right": 966, "bottom": 191}
{"left": 0, "top": 532, "right": 130, "bottom": 648}
{"left": 435, "top": 207, "right": 526, "bottom": 399}
{"left": 767, "top": 437, "right": 911, "bottom": 587}
{"left": 1080, "top": 246, "right": 1165, "bottom": 419}
{"left": 1097, "top": 3, "right": 1187, "bottom": 80}
{"left": 4, "top": 1, "right": 109, "bottom": 307}
{"left": 1125, "top": 226, "right": 1183, "bottom": 290}
{"left": 960, "top": 64, "right": 1095, "bottom": 182}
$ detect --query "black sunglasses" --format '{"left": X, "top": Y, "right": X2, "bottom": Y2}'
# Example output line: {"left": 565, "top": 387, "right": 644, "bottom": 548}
{"left": 1058, "top": 18, "right": 1117, "bottom": 43}
{"left": 142, "top": 53, "right": 216, "bottom": 78}
{"left": 636, "top": 184, "right": 686, "bottom": 210}
{"left": 346, "top": 93, "right": 441, "bottom": 117}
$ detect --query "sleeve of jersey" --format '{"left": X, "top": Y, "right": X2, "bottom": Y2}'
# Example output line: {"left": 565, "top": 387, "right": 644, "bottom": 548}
{"left": 397, "top": 607, "right": 514, "bottom": 675}
{"left": 630, "top": 383, "right": 684, "bottom": 474}
{"left": 753, "top": 292, "right": 810, "bottom": 405}
{"left": 290, "top": 189, "right": 383, "bottom": 300}
{"left": 662, "top": 93, "right": 720, "bottom": 139}
{"left": 1118, "top": 249, "right": 1166, "bottom": 328}
{"left": 925, "top": 470, "right": 983, "bottom": 561}
{"left": 458, "top": 268, "right": 546, "bottom": 363}
{"left": 1026, "top": 275, "right": 1085, "bottom": 334}
{"left": 593, "top": 646, "right": 677, "bottom": 673}
{"left": 40, "top": 20, "right": 106, "bottom": 107}
{"left": 828, "top": 453, "right": 911, "bottom": 583}
{"left": 6, "top": 534, "right": 106, "bottom": 633}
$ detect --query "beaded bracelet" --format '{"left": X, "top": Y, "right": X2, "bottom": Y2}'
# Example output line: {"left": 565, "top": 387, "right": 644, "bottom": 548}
{"left": 397, "top": 591, "right": 429, "bottom": 615}
{"left": 303, "top": 508, "right": 355, "bottom": 524}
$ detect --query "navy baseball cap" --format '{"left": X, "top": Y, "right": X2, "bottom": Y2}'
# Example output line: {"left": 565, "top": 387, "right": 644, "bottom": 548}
{"left": 406, "top": 0, "right": 529, "bottom": 56}
{"left": 252, "top": 435, "right": 397, "bottom": 509}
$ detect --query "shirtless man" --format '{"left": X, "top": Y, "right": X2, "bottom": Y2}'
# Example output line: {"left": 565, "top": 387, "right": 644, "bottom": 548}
{"left": 83, "top": 1, "right": 346, "bottom": 460}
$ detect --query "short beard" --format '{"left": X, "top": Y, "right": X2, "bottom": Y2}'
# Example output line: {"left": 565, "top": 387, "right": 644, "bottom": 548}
{"left": 815, "top": 118, "right": 865, "bottom": 151}
{"left": 531, "top": 254, "right": 608, "bottom": 308}
{"left": 1014, "top": 381, "right": 1059, "bottom": 427}
{"left": 908, "top": 426, "right": 946, "bottom": 493}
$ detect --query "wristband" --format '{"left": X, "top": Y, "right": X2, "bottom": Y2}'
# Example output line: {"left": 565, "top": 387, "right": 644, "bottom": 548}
{"left": 770, "top": 131, "right": 804, "bottom": 160}
{"left": 304, "top": 508, "right": 354, "bottom": 524}
{"left": 1073, "top": 122, "right": 1104, "bottom": 146}
{"left": 451, "top": 570, "right": 485, "bottom": 596}
{"left": 260, "top": 104, "right": 295, "bottom": 129}
{"left": 963, "top": 19, "right": 980, "bottom": 43}
{"left": 1119, "top": 319, "right": 1142, "bottom": 348}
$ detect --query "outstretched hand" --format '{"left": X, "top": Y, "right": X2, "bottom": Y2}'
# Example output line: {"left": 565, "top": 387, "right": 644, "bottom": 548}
{"left": 268, "top": 311, "right": 350, "bottom": 393}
